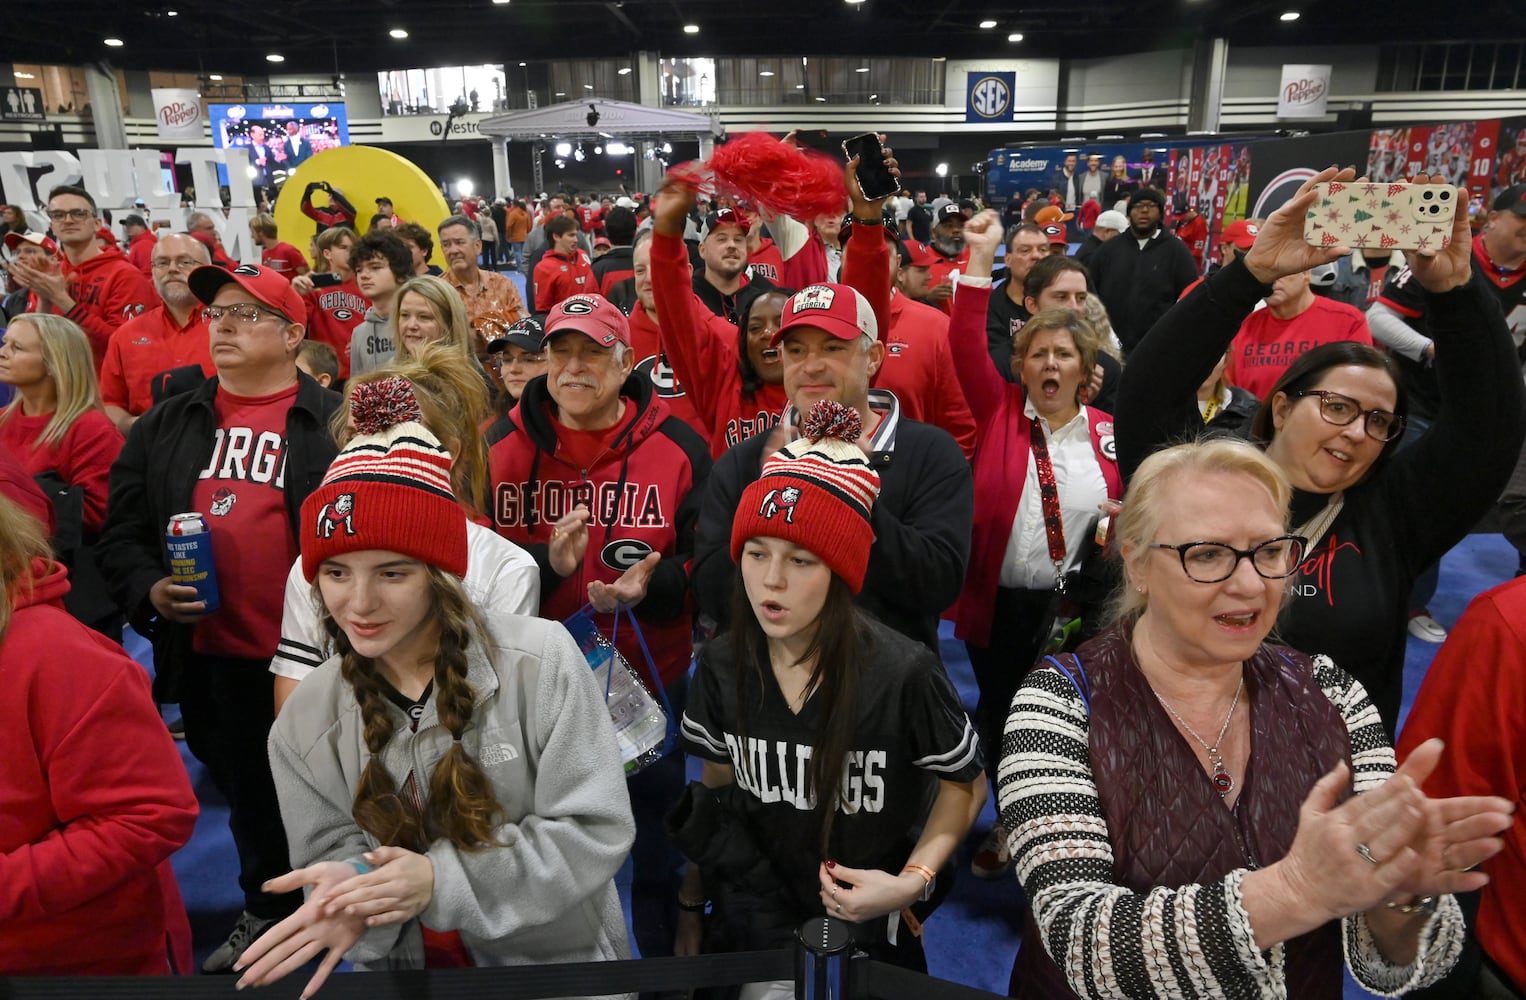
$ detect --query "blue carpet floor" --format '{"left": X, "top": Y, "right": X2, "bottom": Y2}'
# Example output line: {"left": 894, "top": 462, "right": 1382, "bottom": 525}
{"left": 147, "top": 531, "right": 1519, "bottom": 995}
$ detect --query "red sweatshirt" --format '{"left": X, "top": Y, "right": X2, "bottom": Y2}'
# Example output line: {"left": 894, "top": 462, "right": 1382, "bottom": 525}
{"left": 839, "top": 224, "right": 978, "bottom": 459}
{"left": 649, "top": 232, "right": 788, "bottom": 457}
{"left": 533, "top": 248, "right": 597, "bottom": 311}
{"left": 126, "top": 229, "right": 156, "bottom": 277}
{"left": 627, "top": 303, "right": 708, "bottom": 439}
{"left": 59, "top": 246, "right": 155, "bottom": 371}
{"left": 303, "top": 279, "right": 370, "bottom": 380}
{"left": 0, "top": 408, "right": 122, "bottom": 534}
{"left": 0, "top": 559, "right": 199, "bottom": 974}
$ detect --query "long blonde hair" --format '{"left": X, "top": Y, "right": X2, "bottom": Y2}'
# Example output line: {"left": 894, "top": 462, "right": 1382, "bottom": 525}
{"left": 0, "top": 314, "right": 104, "bottom": 449}
{"left": 1110, "top": 437, "right": 1292, "bottom": 624}
{"left": 391, "top": 275, "right": 475, "bottom": 363}
{"left": 332, "top": 343, "right": 492, "bottom": 516}
{"left": 0, "top": 492, "right": 51, "bottom": 640}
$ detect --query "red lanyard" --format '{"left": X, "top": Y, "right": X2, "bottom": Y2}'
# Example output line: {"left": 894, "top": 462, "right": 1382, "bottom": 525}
{"left": 1028, "top": 418, "right": 1068, "bottom": 585}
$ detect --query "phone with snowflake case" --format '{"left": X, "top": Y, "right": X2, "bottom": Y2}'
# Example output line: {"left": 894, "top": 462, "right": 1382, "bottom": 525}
{"left": 1303, "top": 181, "right": 1460, "bottom": 253}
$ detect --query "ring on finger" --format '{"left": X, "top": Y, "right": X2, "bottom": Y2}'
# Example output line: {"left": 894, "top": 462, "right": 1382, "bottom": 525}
{"left": 1355, "top": 842, "right": 1381, "bottom": 866}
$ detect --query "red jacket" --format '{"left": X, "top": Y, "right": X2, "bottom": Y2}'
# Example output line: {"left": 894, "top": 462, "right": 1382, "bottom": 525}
{"left": 0, "top": 409, "right": 122, "bottom": 534}
{"left": 627, "top": 302, "right": 708, "bottom": 440}
{"left": 1177, "top": 213, "right": 1209, "bottom": 269}
{"left": 0, "top": 559, "right": 198, "bottom": 974}
{"left": 60, "top": 246, "right": 155, "bottom": 371}
{"left": 840, "top": 225, "right": 978, "bottom": 459}
{"left": 485, "top": 377, "right": 711, "bottom": 684}
{"left": 649, "top": 232, "right": 789, "bottom": 458}
{"left": 946, "top": 282, "right": 1123, "bottom": 646}
{"left": 126, "top": 229, "right": 156, "bottom": 277}
{"left": 746, "top": 238, "right": 786, "bottom": 284}
{"left": 533, "top": 248, "right": 597, "bottom": 311}
{"left": 926, "top": 246, "right": 971, "bottom": 315}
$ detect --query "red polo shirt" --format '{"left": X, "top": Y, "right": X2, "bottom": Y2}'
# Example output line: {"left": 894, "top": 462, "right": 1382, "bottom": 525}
{"left": 98, "top": 305, "right": 214, "bottom": 416}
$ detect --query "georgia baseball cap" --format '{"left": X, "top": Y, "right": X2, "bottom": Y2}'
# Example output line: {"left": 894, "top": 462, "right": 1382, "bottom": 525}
{"left": 1221, "top": 219, "right": 1261, "bottom": 250}
{"left": 486, "top": 316, "right": 546, "bottom": 355}
{"left": 700, "top": 208, "right": 751, "bottom": 240}
{"left": 189, "top": 262, "right": 306, "bottom": 321}
{"left": 898, "top": 240, "right": 934, "bottom": 268}
{"left": 772, "top": 283, "right": 877, "bottom": 346}
{"left": 541, "top": 294, "right": 630, "bottom": 349}
{"left": 1041, "top": 222, "right": 1068, "bottom": 245}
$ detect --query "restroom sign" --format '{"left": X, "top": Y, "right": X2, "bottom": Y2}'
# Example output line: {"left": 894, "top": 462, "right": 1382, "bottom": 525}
{"left": 966, "top": 73, "right": 1015, "bottom": 123}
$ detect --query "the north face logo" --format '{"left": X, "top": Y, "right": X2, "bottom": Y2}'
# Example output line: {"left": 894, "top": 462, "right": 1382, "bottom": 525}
{"left": 757, "top": 486, "right": 801, "bottom": 523}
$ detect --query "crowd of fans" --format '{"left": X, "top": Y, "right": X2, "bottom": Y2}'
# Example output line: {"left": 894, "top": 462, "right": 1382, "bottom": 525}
{"left": 1, "top": 131, "right": 1525, "bottom": 1000}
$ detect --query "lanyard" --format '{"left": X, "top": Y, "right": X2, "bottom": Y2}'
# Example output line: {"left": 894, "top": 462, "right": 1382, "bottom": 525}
{"left": 1028, "top": 418, "right": 1069, "bottom": 589}
{"left": 1202, "top": 394, "right": 1221, "bottom": 423}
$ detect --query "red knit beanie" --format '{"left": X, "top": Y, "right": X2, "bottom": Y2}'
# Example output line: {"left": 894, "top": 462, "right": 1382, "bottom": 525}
{"left": 731, "top": 400, "right": 880, "bottom": 593}
{"left": 299, "top": 377, "right": 468, "bottom": 581}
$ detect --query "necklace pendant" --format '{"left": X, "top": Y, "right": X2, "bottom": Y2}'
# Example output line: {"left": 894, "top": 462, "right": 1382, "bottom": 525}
{"left": 1210, "top": 755, "right": 1234, "bottom": 797}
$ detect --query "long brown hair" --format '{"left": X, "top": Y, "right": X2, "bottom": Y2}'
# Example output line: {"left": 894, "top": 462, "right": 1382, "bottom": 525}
{"left": 0, "top": 494, "right": 50, "bottom": 640}
{"left": 317, "top": 565, "right": 507, "bottom": 851}
{"left": 729, "top": 566, "right": 871, "bottom": 855}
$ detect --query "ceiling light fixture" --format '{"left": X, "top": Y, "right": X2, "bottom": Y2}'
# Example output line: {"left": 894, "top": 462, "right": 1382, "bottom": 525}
{"left": 759, "top": 70, "right": 775, "bottom": 77}
{"left": 266, "top": 53, "right": 284, "bottom": 62}
{"left": 166, "top": 9, "right": 178, "bottom": 15}
{"left": 389, "top": 28, "right": 408, "bottom": 38}
{"left": 795, "top": 83, "right": 805, "bottom": 89}
{"left": 979, "top": 19, "right": 997, "bottom": 28}
{"left": 518, "top": 61, "right": 527, "bottom": 67}
{"left": 104, "top": 37, "right": 124, "bottom": 46}
{"left": 1279, "top": 10, "right": 1300, "bottom": 19}
{"left": 618, "top": 67, "right": 631, "bottom": 75}
{"left": 554, "top": 91, "right": 566, "bottom": 97}
{"left": 209, "top": 73, "right": 223, "bottom": 80}
{"left": 583, "top": 83, "right": 594, "bottom": 89}
{"left": 492, "top": 0, "right": 511, "bottom": 4}
{"left": 14, "top": 71, "right": 35, "bottom": 79}
{"left": 1008, "top": 32, "right": 1023, "bottom": 41}
{"left": 683, "top": 23, "right": 700, "bottom": 33}
{"left": 855, "top": 66, "right": 870, "bottom": 73}
{"left": 815, "top": 96, "right": 827, "bottom": 102}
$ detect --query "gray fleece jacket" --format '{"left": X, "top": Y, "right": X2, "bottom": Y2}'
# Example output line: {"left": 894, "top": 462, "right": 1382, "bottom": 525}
{"left": 269, "top": 614, "right": 635, "bottom": 970}
{"left": 347, "top": 305, "right": 396, "bottom": 380}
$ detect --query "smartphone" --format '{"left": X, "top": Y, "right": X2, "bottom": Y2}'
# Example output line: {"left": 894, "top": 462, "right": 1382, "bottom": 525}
{"left": 310, "top": 271, "right": 344, "bottom": 288}
{"left": 842, "top": 132, "right": 900, "bottom": 202}
{"left": 1303, "top": 181, "right": 1460, "bottom": 252}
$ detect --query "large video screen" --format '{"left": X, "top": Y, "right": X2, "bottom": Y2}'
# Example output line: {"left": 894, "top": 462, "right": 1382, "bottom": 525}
{"left": 210, "top": 102, "right": 349, "bottom": 188}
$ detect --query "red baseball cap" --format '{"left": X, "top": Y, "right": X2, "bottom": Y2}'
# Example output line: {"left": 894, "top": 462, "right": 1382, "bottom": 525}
{"left": 1221, "top": 219, "right": 1261, "bottom": 250}
{"left": 898, "top": 240, "right": 934, "bottom": 268}
{"left": 1041, "top": 222, "right": 1068, "bottom": 245}
{"left": 773, "top": 283, "right": 877, "bottom": 346}
{"left": 542, "top": 294, "right": 630, "bottom": 349}
{"left": 189, "top": 262, "right": 306, "bottom": 321}
{"left": 3, "top": 231, "right": 59, "bottom": 257}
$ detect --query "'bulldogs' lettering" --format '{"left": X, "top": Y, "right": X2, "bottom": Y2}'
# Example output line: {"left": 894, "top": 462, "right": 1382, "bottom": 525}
{"left": 721, "top": 734, "right": 885, "bottom": 813}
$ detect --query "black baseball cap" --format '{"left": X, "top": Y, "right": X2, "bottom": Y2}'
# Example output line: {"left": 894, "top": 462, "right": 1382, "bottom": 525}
{"left": 1492, "top": 185, "right": 1526, "bottom": 216}
{"left": 486, "top": 316, "right": 545, "bottom": 354}
{"left": 935, "top": 204, "right": 964, "bottom": 225}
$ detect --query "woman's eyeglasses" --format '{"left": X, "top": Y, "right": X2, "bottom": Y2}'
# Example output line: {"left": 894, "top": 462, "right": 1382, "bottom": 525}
{"left": 1292, "top": 389, "right": 1406, "bottom": 442}
{"left": 1149, "top": 535, "right": 1307, "bottom": 583}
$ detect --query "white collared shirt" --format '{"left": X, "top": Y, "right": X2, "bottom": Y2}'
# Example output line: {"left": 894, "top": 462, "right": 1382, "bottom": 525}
{"left": 999, "top": 403, "right": 1109, "bottom": 590}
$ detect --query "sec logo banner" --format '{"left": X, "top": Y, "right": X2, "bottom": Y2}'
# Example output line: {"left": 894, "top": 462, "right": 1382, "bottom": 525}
{"left": 966, "top": 72, "right": 1015, "bottom": 123}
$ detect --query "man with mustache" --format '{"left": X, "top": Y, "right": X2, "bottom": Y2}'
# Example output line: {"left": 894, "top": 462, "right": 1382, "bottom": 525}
{"left": 484, "top": 293, "right": 711, "bottom": 970}
{"left": 924, "top": 204, "right": 971, "bottom": 313}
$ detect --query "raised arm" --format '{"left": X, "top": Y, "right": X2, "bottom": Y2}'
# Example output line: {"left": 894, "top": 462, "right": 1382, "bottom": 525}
{"left": 1117, "top": 166, "right": 1356, "bottom": 480}
{"left": 945, "top": 211, "right": 1012, "bottom": 423}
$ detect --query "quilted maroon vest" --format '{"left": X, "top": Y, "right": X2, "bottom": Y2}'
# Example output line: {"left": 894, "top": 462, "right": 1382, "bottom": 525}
{"left": 1010, "top": 623, "right": 1352, "bottom": 999}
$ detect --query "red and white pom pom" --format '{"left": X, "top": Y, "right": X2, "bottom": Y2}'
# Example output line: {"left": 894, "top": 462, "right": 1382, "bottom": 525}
{"left": 802, "top": 399, "right": 862, "bottom": 444}
{"left": 349, "top": 376, "right": 422, "bottom": 435}
{"left": 668, "top": 132, "right": 847, "bottom": 223}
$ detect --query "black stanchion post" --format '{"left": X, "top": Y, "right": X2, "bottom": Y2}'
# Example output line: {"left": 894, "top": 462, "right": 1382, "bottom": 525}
{"left": 793, "top": 916, "right": 853, "bottom": 1000}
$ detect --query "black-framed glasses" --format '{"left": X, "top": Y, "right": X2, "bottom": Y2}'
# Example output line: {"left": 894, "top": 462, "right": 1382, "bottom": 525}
{"left": 1149, "top": 535, "right": 1307, "bottom": 583}
{"left": 202, "top": 303, "right": 283, "bottom": 325}
{"left": 46, "top": 208, "right": 94, "bottom": 222}
{"left": 1292, "top": 389, "right": 1406, "bottom": 442}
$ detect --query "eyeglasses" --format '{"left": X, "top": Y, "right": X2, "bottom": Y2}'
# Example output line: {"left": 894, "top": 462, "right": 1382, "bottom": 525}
{"left": 487, "top": 352, "right": 546, "bottom": 370}
{"left": 1149, "top": 535, "right": 1307, "bottom": 583}
{"left": 1292, "top": 389, "right": 1406, "bottom": 442}
{"left": 202, "top": 303, "right": 284, "bottom": 325}
{"left": 47, "top": 209, "right": 95, "bottom": 222}
{"left": 152, "top": 257, "right": 204, "bottom": 271}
